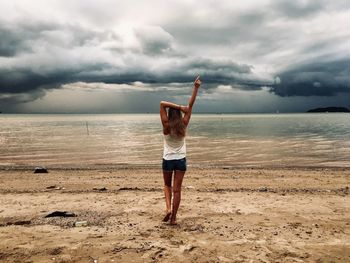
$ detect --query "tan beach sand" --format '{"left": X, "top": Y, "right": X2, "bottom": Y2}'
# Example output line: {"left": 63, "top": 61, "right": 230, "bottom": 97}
{"left": 0, "top": 167, "right": 349, "bottom": 262}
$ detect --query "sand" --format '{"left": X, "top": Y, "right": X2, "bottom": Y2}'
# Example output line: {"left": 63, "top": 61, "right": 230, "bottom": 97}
{"left": 0, "top": 167, "right": 349, "bottom": 262}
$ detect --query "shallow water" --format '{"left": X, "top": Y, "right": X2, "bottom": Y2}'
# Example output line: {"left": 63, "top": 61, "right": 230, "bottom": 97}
{"left": 0, "top": 113, "right": 349, "bottom": 168}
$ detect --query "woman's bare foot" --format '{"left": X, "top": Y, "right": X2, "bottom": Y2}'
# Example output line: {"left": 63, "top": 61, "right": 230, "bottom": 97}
{"left": 162, "top": 211, "right": 171, "bottom": 222}
{"left": 169, "top": 215, "right": 177, "bottom": 225}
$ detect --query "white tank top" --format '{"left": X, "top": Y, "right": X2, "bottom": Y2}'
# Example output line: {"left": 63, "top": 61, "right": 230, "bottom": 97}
{"left": 163, "top": 134, "right": 186, "bottom": 160}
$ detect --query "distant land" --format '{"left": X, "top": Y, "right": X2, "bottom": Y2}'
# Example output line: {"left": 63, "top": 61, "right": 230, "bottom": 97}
{"left": 307, "top": 107, "right": 350, "bottom": 113}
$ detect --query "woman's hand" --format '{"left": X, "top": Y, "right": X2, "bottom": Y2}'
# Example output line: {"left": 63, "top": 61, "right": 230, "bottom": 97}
{"left": 194, "top": 75, "right": 201, "bottom": 88}
{"left": 180, "top": 105, "right": 190, "bottom": 113}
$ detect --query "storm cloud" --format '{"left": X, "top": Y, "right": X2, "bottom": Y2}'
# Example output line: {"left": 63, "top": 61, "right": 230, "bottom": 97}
{"left": 0, "top": 21, "right": 269, "bottom": 98}
{"left": 272, "top": 58, "right": 350, "bottom": 96}
{"left": 0, "top": 0, "right": 350, "bottom": 112}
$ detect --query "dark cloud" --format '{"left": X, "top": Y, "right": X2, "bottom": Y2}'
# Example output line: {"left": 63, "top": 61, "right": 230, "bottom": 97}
{"left": 0, "top": 89, "right": 46, "bottom": 103}
{"left": 0, "top": 23, "right": 60, "bottom": 57}
{"left": 0, "top": 22, "right": 120, "bottom": 58}
{"left": 0, "top": 56, "right": 265, "bottom": 97}
{"left": 1, "top": 66, "right": 91, "bottom": 98}
{"left": 176, "top": 58, "right": 272, "bottom": 89}
{"left": 0, "top": 27, "right": 28, "bottom": 57}
{"left": 271, "top": 58, "right": 350, "bottom": 96}
{"left": 0, "top": 19, "right": 270, "bottom": 103}
{"left": 134, "top": 26, "right": 173, "bottom": 55}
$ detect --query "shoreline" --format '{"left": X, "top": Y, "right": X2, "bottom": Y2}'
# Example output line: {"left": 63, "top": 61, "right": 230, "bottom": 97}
{"left": 1, "top": 164, "right": 350, "bottom": 171}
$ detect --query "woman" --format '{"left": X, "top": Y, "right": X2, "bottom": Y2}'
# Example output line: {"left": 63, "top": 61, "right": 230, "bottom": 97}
{"left": 160, "top": 76, "right": 201, "bottom": 225}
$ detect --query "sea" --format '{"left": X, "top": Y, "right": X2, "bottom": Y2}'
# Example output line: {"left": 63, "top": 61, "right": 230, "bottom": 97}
{"left": 0, "top": 113, "right": 349, "bottom": 168}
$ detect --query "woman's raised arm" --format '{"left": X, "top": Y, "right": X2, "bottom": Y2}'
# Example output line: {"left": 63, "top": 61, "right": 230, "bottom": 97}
{"left": 160, "top": 101, "right": 181, "bottom": 110}
{"left": 183, "top": 76, "right": 201, "bottom": 126}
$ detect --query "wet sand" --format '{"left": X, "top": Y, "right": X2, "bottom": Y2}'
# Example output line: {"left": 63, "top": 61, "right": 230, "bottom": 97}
{"left": 0, "top": 167, "right": 349, "bottom": 262}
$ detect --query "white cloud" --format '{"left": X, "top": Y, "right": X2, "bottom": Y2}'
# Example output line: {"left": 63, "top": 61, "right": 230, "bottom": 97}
{"left": 62, "top": 82, "right": 155, "bottom": 92}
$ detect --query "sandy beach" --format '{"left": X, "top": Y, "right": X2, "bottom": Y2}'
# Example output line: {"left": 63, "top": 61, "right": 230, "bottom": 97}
{"left": 0, "top": 166, "right": 349, "bottom": 262}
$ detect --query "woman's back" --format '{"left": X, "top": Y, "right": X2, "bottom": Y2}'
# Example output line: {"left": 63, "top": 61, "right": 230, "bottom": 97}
{"left": 163, "top": 134, "right": 186, "bottom": 160}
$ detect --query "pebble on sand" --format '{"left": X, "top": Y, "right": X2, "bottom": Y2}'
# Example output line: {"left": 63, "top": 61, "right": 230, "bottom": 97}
{"left": 259, "top": 187, "right": 268, "bottom": 192}
{"left": 93, "top": 187, "right": 108, "bottom": 191}
{"left": 44, "top": 211, "right": 76, "bottom": 218}
{"left": 75, "top": 221, "right": 88, "bottom": 227}
{"left": 34, "top": 167, "right": 48, "bottom": 173}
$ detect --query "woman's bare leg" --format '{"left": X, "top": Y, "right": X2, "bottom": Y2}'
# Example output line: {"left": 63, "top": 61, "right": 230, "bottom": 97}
{"left": 170, "top": 170, "right": 185, "bottom": 225}
{"left": 163, "top": 170, "right": 173, "bottom": 221}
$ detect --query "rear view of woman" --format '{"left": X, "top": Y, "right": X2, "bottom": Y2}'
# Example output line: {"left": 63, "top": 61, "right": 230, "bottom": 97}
{"left": 160, "top": 76, "right": 201, "bottom": 225}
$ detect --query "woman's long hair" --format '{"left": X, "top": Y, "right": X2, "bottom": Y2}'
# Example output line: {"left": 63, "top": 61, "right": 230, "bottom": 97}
{"left": 168, "top": 108, "right": 186, "bottom": 137}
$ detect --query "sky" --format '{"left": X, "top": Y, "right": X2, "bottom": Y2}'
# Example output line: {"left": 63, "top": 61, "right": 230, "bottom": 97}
{"left": 1, "top": 0, "right": 350, "bottom": 113}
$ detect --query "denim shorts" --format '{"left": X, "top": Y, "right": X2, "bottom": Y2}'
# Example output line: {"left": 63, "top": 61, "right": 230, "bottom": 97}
{"left": 162, "top": 157, "right": 187, "bottom": 171}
